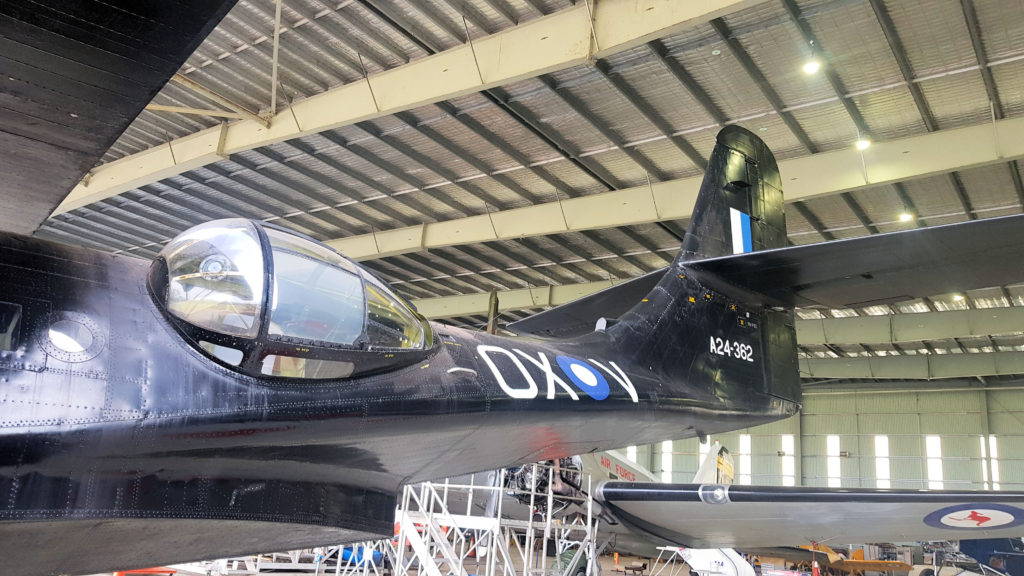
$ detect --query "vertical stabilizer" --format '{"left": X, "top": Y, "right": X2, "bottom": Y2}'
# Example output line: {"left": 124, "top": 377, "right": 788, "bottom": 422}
{"left": 680, "top": 126, "right": 788, "bottom": 261}
{"left": 613, "top": 126, "right": 800, "bottom": 406}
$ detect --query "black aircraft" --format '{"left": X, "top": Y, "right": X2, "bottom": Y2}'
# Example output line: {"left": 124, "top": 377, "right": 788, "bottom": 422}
{"left": 4, "top": 127, "right": 1024, "bottom": 576}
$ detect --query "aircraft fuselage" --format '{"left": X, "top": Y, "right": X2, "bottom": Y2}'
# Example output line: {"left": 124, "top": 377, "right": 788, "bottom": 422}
{"left": 0, "top": 231, "right": 795, "bottom": 539}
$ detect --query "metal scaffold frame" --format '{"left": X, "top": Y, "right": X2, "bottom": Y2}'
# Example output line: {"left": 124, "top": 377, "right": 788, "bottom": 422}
{"left": 390, "top": 464, "right": 602, "bottom": 576}
{"left": 171, "top": 464, "right": 604, "bottom": 576}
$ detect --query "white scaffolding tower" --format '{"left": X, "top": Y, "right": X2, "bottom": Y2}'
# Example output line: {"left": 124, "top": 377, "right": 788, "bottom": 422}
{"left": 171, "top": 465, "right": 603, "bottom": 576}
{"left": 390, "top": 464, "right": 601, "bottom": 576}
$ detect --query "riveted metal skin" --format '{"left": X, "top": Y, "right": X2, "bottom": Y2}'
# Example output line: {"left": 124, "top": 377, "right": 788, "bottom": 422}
{"left": 0, "top": 127, "right": 800, "bottom": 576}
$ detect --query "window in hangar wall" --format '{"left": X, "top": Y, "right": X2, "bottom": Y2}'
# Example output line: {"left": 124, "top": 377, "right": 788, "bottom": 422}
{"left": 781, "top": 434, "right": 795, "bottom": 486}
{"left": 660, "top": 440, "right": 672, "bottom": 482}
{"left": 926, "top": 435, "right": 944, "bottom": 489}
{"left": 981, "top": 435, "right": 1000, "bottom": 490}
{"left": 739, "top": 434, "right": 751, "bottom": 485}
{"left": 875, "top": 435, "right": 891, "bottom": 489}
{"left": 826, "top": 435, "right": 841, "bottom": 488}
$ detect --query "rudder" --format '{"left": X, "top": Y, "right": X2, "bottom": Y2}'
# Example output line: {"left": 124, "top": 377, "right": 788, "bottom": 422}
{"left": 680, "top": 126, "right": 788, "bottom": 261}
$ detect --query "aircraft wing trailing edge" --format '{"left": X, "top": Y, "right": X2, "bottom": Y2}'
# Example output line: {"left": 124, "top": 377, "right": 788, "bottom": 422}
{"left": 595, "top": 482, "right": 1024, "bottom": 548}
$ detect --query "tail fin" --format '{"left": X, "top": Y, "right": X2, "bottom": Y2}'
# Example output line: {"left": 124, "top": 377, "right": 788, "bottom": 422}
{"left": 617, "top": 126, "right": 800, "bottom": 406}
{"left": 680, "top": 125, "right": 788, "bottom": 261}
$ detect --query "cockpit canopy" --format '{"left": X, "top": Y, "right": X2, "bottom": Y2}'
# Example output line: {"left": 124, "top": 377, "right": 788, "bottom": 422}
{"left": 150, "top": 219, "right": 432, "bottom": 379}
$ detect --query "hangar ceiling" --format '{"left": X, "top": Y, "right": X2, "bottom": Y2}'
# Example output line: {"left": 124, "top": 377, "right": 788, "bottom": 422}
{"left": 31, "top": 0, "right": 1024, "bottom": 381}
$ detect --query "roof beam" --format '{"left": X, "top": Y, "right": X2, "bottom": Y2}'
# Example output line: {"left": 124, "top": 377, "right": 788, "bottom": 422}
{"left": 867, "top": 0, "right": 937, "bottom": 131}
{"left": 1011, "top": 160, "right": 1024, "bottom": 207}
{"left": 797, "top": 307, "right": 1024, "bottom": 345}
{"left": 170, "top": 73, "right": 269, "bottom": 127}
{"left": 710, "top": 17, "right": 817, "bottom": 153}
{"left": 780, "top": 0, "right": 869, "bottom": 138}
{"left": 413, "top": 279, "right": 623, "bottom": 319}
{"left": 792, "top": 201, "right": 835, "bottom": 241}
{"left": 892, "top": 181, "right": 928, "bottom": 227}
{"left": 949, "top": 171, "right": 977, "bottom": 220}
{"left": 799, "top": 351, "right": 1024, "bottom": 379}
{"left": 840, "top": 192, "right": 879, "bottom": 234}
{"left": 593, "top": 60, "right": 707, "bottom": 170}
{"left": 648, "top": 40, "right": 728, "bottom": 126}
{"left": 326, "top": 115, "right": 1024, "bottom": 260}
{"left": 143, "top": 104, "right": 248, "bottom": 121}
{"left": 54, "top": 0, "right": 765, "bottom": 216}
{"left": 960, "top": 0, "right": 1003, "bottom": 119}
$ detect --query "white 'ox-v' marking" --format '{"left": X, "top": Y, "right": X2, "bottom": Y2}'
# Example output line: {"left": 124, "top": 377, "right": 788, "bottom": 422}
{"left": 515, "top": 350, "right": 579, "bottom": 400}
{"left": 476, "top": 345, "right": 638, "bottom": 403}
{"left": 589, "top": 358, "right": 639, "bottom": 403}
{"left": 476, "top": 345, "right": 537, "bottom": 399}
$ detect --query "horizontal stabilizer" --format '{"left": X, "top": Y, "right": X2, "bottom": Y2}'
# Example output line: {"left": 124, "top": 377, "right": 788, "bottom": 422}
{"left": 595, "top": 482, "right": 1024, "bottom": 548}
{"left": 508, "top": 270, "right": 663, "bottom": 338}
{"left": 511, "top": 214, "right": 1024, "bottom": 336}
{"left": 691, "top": 213, "right": 1024, "bottom": 308}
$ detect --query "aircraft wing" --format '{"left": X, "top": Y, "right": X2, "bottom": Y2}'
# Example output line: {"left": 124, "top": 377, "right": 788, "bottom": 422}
{"left": 595, "top": 482, "right": 1024, "bottom": 548}
{"left": 0, "top": 0, "right": 238, "bottom": 234}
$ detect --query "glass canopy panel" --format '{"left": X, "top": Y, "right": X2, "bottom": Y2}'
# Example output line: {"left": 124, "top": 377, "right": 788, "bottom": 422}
{"left": 363, "top": 273, "right": 425, "bottom": 349}
{"left": 264, "top": 228, "right": 358, "bottom": 274}
{"left": 267, "top": 230, "right": 364, "bottom": 346}
{"left": 260, "top": 355, "right": 355, "bottom": 379}
{"left": 162, "top": 219, "right": 264, "bottom": 337}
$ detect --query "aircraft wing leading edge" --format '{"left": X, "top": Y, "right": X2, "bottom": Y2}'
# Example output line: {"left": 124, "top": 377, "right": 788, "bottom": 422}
{"left": 510, "top": 214, "right": 1024, "bottom": 338}
{"left": 595, "top": 483, "right": 1024, "bottom": 548}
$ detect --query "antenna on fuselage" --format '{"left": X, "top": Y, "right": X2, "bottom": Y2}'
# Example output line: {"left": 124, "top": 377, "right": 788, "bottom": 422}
{"left": 486, "top": 288, "right": 499, "bottom": 335}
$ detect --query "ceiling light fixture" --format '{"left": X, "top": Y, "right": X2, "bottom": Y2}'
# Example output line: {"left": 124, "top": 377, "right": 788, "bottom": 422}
{"left": 899, "top": 212, "right": 914, "bottom": 222}
{"left": 802, "top": 39, "right": 821, "bottom": 75}
{"left": 855, "top": 138, "right": 871, "bottom": 150}
{"left": 953, "top": 294, "right": 965, "bottom": 302}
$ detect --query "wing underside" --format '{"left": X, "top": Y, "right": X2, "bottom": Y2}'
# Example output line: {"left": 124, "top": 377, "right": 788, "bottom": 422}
{"left": 595, "top": 482, "right": 1024, "bottom": 548}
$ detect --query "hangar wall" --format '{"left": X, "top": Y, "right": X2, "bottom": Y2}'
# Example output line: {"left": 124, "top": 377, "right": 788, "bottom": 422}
{"left": 642, "top": 387, "right": 1024, "bottom": 490}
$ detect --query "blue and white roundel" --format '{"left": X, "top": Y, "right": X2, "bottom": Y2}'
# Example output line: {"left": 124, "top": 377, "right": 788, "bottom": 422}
{"left": 923, "top": 503, "right": 1024, "bottom": 530}
{"left": 556, "top": 356, "right": 610, "bottom": 400}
